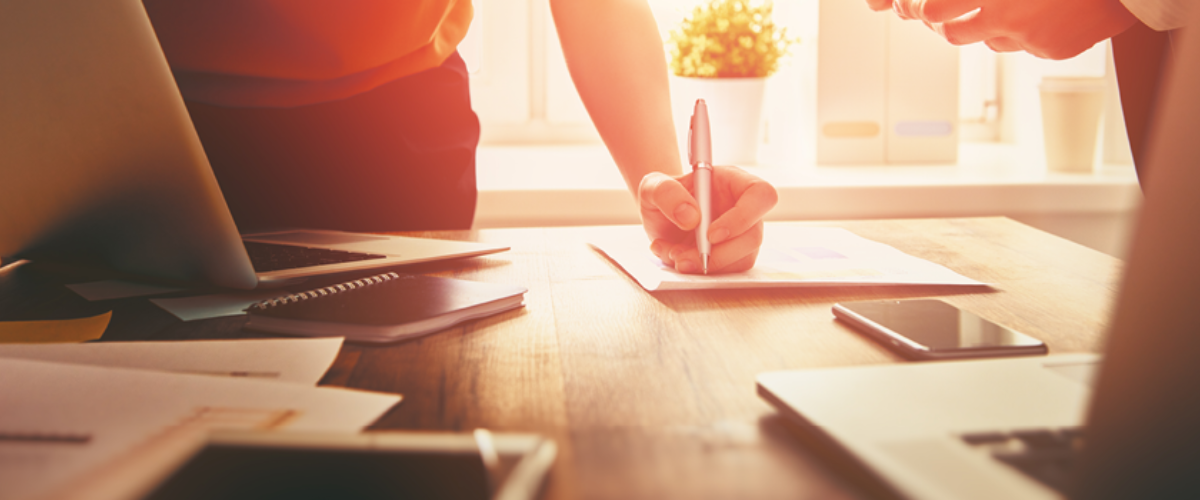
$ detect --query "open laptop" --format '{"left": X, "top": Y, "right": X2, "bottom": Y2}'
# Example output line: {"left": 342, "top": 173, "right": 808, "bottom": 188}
{"left": 0, "top": 0, "right": 506, "bottom": 290}
{"left": 758, "top": 16, "right": 1200, "bottom": 500}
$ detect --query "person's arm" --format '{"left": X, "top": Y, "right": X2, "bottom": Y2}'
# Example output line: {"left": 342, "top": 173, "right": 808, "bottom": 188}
{"left": 1120, "top": 0, "right": 1194, "bottom": 31}
{"left": 548, "top": 0, "right": 777, "bottom": 274}
{"left": 874, "top": 0, "right": 1138, "bottom": 59}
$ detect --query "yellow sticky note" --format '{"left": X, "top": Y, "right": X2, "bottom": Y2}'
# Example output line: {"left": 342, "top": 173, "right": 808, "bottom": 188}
{"left": 0, "top": 312, "right": 111, "bottom": 343}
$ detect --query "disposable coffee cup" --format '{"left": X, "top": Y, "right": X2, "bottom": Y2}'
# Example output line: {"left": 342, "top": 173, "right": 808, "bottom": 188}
{"left": 1039, "top": 76, "right": 1106, "bottom": 173}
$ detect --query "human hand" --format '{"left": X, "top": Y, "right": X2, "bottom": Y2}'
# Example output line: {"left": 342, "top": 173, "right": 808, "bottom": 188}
{"left": 889, "top": 0, "right": 1136, "bottom": 59}
{"left": 865, "top": 0, "right": 893, "bottom": 11}
{"left": 637, "top": 165, "right": 778, "bottom": 274}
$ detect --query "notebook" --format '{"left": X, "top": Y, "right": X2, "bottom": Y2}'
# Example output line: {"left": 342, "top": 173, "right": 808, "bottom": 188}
{"left": 758, "top": 13, "right": 1200, "bottom": 500}
{"left": 0, "top": 0, "right": 506, "bottom": 291}
{"left": 243, "top": 272, "right": 527, "bottom": 344}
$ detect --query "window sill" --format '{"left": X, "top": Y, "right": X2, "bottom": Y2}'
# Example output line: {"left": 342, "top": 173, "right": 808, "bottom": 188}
{"left": 475, "top": 143, "right": 1142, "bottom": 256}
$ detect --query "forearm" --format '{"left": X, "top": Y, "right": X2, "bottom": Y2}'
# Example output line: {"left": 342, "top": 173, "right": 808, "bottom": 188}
{"left": 549, "top": 0, "right": 682, "bottom": 196}
{"left": 1120, "top": 0, "right": 1194, "bottom": 30}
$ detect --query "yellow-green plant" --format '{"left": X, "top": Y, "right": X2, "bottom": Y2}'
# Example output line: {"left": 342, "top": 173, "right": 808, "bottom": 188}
{"left": 668, "top": 0, "right": 797, "bottom": 78}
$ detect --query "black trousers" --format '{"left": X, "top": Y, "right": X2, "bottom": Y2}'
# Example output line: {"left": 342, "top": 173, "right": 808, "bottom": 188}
{"left": 185, "top": 52, "right": 479, "bottom": 233}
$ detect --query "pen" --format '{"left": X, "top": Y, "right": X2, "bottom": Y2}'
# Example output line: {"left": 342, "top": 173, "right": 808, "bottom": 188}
{"left": 689, "top": 99, "right": 713, "bottom": 274}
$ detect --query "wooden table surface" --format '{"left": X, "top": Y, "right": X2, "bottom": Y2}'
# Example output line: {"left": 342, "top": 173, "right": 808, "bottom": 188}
{"left": 0, "top": 217, "right": 1124, "bottom": 500}
{"left": 323, "top": 217, "right": 1122, "bottom": 500}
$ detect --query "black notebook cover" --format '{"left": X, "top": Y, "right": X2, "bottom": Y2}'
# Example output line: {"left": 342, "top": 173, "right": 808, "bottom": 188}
{"left": 244, "top": 273, "right": 527, "bottom": 343}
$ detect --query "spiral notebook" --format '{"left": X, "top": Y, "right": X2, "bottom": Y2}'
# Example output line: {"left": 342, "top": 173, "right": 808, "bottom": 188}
{"left": 244, "top": 273, "right": 527, "bottom": 344}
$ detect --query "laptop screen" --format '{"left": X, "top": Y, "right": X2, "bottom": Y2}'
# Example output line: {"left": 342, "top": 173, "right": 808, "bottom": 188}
{"left": 1075, "top": 16, "right": 1200, "bottom": 499}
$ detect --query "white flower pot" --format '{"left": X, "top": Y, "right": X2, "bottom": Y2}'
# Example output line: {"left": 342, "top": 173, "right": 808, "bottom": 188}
{"left": 670, "top": 76, "right": 768, "bottom": 166}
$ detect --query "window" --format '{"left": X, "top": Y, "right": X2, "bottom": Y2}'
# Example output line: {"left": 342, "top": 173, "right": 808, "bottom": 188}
{"left": 464, "top": 0, "right": 1011, "bottom": 158}
{"left": 460, "top": 0, "right": 598, "bottom": 144}
{"left": 465, "top": 1, "right": 1139, "bottom": 259}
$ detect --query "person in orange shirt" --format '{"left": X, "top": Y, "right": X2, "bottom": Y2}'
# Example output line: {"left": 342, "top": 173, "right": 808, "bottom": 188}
{"left": 142, "top": 0, "right": 777, "bottom": 275}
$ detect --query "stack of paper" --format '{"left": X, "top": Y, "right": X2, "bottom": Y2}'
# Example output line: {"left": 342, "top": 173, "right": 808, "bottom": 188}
{"left": 0, "top": 337, "right": 402, "bottom": 500}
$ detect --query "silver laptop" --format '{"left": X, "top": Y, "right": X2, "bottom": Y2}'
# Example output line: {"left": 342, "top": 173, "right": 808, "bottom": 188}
{"left": 759, "top": 17, "right": 1200, "bottom": 500}
{"left": 0, "top": 0, "right": 506, "bottom": 290}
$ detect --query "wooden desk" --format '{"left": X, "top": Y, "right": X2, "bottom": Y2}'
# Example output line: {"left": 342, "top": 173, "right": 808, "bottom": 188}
{"left": 331, "top": 217, "right": 1120, "bottom": 500}
{"left": 0, "top": 217, "right": 1123, "bottom": 499}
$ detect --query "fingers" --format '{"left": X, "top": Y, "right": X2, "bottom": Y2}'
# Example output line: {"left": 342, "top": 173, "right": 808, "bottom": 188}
{"left": 662, "top": 166, "right": 774, "bottom": 275}
{"left": 984, "top": 36, "right": 1024, "bottom": 53}
{"left": 706, "top": 220, "right": 764, "bottom": 273}
{"left": 924, "top": 6, "right": 1025, "bottom": 55}
{"left": 865, "top": 0, "right": 893, "bottom": 11}
{"left": 660, "top": 221, "right": 765, "bottom": 274}
{"left": 930, "top": 7, "right": 1038, "bottom": 54}
{"left": 707, "top": 166, "right": 777, "bottom": 246}
{"left": 891, "top": 0, "right": 920, "bottom": 19}
{"left": 639, "top": 172, "right": 695, "bottom": 267}
{"left": 638, "top": 171, "right": 699, "bottom": 231}
{"left": 897, "top": 0, "right": 984, "bottom": 24}
{"left": 931, "top": 9, "right": 991, "bottom": 45}
{"left": 638, "top": 167, "right": 776, "bottom": 275}
{"left": 649, "top": 237, "right": 677, "bottom": 269}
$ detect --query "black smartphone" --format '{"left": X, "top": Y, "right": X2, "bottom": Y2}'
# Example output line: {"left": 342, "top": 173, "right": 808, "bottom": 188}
{"left": 832, "top": 299, "right": 1047, "bottom": 360}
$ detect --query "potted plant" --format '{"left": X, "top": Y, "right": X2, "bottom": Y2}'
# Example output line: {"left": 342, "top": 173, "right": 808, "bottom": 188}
{"left": 667, "top": 0, "right": 796, "bottom": 165}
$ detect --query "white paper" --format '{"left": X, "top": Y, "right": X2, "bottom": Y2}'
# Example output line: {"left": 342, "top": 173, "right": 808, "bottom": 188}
{"left": 590, "top": 225, "right": 987, "bottom": 291}
{"left": 65, "top": 280, "right": 184, "bottom": 302}
{"left": 150, "top": 290, "right": 282, "bottom": 321}
{"left": 0, "top": 337, "right": 344, "bottom": 385}
{"left": 0, "top": 358, "right": 400, "bottom": 500}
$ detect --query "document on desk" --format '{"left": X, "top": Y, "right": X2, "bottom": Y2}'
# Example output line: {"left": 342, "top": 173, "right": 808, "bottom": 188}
{"left": 0, "top": 357, "right": 401, "bottom": 500}
{"left": 590, "top": 226, "right": 987, "bottom": 291}
{"left": 0, "top": 337, "right": 344, "bottom": 385}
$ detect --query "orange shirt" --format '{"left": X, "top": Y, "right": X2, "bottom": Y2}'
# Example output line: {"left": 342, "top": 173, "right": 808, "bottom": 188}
{"left": 143, "top": 0, "right": 473, "bottom": 108}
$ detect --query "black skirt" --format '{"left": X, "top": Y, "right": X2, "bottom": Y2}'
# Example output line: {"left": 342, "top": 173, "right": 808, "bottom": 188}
{"left": 185, "top": 52, "right": 479, "bottom": 233}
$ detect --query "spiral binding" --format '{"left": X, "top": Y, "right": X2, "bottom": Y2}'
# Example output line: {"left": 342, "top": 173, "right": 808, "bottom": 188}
{"left": 246, "top": 272, "right": 404, "bottom": 312}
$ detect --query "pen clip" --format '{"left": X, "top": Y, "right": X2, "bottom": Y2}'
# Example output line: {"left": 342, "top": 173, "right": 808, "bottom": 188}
{"left": 687, "top": 114, "right": 696, "bottom": 167}
{"left": 688, "top": 99, "right": 712, "bottom": 168}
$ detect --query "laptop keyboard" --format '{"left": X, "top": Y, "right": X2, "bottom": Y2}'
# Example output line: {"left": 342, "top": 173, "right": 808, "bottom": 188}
{"left": 243, "top": 241, "right": 387, "bottom": 273}
{"left": 960, "top": 426, "right": 1084, "bottom": 495}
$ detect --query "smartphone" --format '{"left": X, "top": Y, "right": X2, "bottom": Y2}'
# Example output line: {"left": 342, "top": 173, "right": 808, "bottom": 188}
{"left": 832, "top": 299, "right": 1048, "bottom": 360}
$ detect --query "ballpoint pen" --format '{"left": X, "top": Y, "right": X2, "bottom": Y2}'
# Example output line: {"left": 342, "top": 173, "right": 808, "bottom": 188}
{"left": 688, "top": 99, "right": 713, "bottom": 275}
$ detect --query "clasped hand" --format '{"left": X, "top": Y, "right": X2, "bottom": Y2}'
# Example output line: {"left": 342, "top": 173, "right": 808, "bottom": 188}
{"left": 866, "top": 0, "right": 1136, "bottom": 60}
{"left": 638, "top": 165, "right": 778, "bottom": 275}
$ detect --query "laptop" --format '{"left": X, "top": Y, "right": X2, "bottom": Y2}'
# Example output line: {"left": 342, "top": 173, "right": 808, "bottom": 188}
{"left": 758, "top": 17, "right": 1200, "bottom": 500}
{"left": 0, "top": 0, "right": 506, "bottom": 290}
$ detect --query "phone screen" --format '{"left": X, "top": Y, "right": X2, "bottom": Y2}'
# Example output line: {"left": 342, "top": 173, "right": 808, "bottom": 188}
{"left": 833, "top": 299, "right": 1045, "bottom": 355}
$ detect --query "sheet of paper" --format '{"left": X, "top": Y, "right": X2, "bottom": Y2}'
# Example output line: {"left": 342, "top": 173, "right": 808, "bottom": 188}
{"left": 590, "top": 225, "right": 987, "bottom": 291}
{"left": 151, "top": 290, "right": 282, "bottom": 322}
{"left": 0, "top": 337, "right": 343, "bottom": 385}
{"left": 0, "top": 358, "right": 401, "bottom": 500}
{"left": 65, "top": 280, "right": 184, "bottom": 301}
{"left": 0, "top": 312, "right": 110, "bottom": 344}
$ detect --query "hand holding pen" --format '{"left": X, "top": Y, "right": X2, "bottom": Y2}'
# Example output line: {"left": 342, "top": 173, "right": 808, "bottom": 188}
{"left": 635, "top": 99, "right": 778, "bottom": 275}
